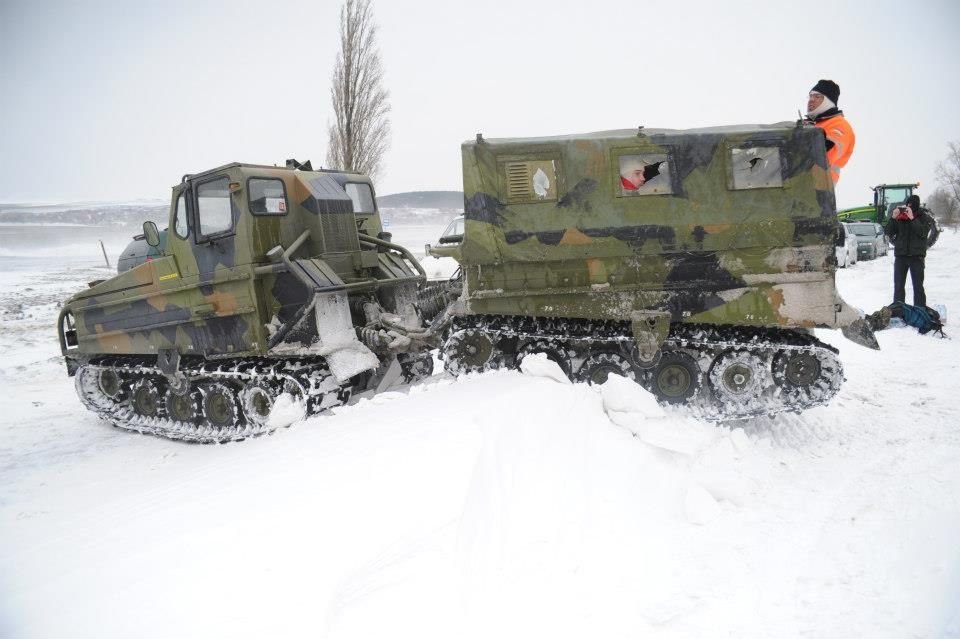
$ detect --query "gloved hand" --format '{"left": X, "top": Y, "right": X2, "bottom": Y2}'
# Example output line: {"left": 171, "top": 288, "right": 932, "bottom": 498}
{"left": 894, "top": 206, "right": 914, "bottom": 221}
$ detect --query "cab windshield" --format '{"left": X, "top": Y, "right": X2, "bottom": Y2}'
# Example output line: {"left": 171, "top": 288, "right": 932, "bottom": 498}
{"left": 439, "top": 217, "right": 464, "bottom": 243}
{"left": 880, "top": 186, "right": 911, "bottom": 218}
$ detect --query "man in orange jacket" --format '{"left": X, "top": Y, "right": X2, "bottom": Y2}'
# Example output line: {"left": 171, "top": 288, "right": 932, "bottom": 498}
{"left": 805, "top": 79, "right": 855, "bottom": 184}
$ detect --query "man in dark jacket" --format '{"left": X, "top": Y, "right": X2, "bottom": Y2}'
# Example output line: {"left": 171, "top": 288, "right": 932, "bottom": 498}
{"left": 884, "top": 194, "right": 940, "bottom": 306}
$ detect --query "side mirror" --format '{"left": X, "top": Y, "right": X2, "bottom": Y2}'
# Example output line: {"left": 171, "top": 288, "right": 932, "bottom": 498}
{"left": 439, "top": 233, "right": 464, "bottom": 245}
{"left": 143, "top": 221, "right": 161, "bottom": 247}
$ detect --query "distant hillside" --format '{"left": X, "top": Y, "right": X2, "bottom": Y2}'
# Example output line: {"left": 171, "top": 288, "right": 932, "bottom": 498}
{"left": 0, "top": 191, "right": 464, "bottom": 228}
{"left": 0, "top": 202, "right": 167, "bottom": 228}
{"left": 376, "top": 191, "right": 463, "bottom": 209}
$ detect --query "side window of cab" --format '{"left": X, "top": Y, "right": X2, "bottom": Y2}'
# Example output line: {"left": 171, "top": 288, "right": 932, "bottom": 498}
{"left": 248, "top": 178, "right": 288, "bottom": 215}
{"left": 174, "top": 193, "right": 189, "bottom": 238}
{"left": 196, "top": 177, "right": 235, "bottom": 238}
{"left": 345, "top": 182, "right": 376, "bottom": 213}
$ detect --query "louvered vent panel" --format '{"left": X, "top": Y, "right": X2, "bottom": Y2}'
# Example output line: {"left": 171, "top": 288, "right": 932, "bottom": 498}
{"left": 308, "top": 176, "right": 361, "bottom": 253}
{"left": 320, "top": 207, "right": 360, "bottom": 253}
{"left": 506, "top": 162, "right": 532, "bottom": 201}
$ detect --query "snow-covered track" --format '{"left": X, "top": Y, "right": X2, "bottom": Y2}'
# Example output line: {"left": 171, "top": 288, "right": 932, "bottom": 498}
{"left": 75, "top": 357, "right": 350, "bottom": 443}
{"left": 442, "top": 316, "right": 843, "bottom": 420}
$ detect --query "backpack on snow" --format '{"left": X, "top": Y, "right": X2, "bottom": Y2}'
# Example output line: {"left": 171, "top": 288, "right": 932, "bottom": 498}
{"left": 889, "top": 301, "right": 946, "bottom": 337}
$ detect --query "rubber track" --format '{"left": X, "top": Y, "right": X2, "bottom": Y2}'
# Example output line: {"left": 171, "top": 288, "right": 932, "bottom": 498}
{"left": 444, "top": 315, "right": 844, "bottom": 421}
{"left": 76, "top": 357, "right": 350, "bottom": 443}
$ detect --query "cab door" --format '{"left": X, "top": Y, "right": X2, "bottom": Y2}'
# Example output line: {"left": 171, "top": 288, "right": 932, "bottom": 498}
{"left": 165, "top": 174, "right": 258, "bottom": 356}
{"left": 184, "top": 175, "right": 240, "bottom": 286}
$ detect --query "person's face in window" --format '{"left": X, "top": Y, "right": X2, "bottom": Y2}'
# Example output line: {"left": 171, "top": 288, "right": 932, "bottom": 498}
{"left": 623, "top": 169, "right": 646, "bottom": 190}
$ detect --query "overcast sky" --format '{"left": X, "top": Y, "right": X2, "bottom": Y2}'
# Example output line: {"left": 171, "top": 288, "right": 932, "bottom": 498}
{"left": 1, "top": 0, "right": 958, "bottom": 209}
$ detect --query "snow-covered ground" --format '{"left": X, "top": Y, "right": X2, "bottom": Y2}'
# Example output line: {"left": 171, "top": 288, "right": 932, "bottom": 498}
{"left": 385, "top": 220, "right": 460, "bottom": 279}
{"left": 2, "top": 223, "right": 959, "bottom": 638}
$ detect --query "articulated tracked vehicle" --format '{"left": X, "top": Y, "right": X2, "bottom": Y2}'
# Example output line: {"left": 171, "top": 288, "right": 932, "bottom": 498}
{"left": 428, "top": 123, "right": 877, "bottom": 419}
{"left": 59, "top": 123, "right": 877, "bottom": 437}
{"left": 58, "top": 161, "right": 436, "bottom": 442}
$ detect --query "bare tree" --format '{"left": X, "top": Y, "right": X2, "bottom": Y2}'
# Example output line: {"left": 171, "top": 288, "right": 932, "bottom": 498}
{"left": 933, "top": 141, "right": 960, "bottom": 231}
{"left": 935, "top": 141, "right": 960, "bottom": 202}
{"left": 326, "top": 0, "right": 390, "bottom": 181}
{"left": 928, "top": 188, "right": 959, "bottom": 232}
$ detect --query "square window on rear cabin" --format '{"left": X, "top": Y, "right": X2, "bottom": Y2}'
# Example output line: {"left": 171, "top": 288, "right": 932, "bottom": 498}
{"left": 618, "top": 154, "right": 672, "bottom": 196}
{"left": 730, "top": 146, "right": 783, "bottom": 190}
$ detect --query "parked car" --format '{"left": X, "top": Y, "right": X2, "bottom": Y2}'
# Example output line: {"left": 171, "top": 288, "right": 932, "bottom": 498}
{"left": 437, "top": 215, "right": 464, "bottom": 245}
{"left": 420, "top": 215, "right": 463, "bottom": 279}
{"left": 835, "top": 222, "right": 858, "bottom": 268}
{"left": 845, "top": 221, "right": 888, "bottom": 261}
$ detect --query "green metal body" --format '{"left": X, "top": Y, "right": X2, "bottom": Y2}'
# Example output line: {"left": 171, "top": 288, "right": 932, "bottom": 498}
{"left": 837, "top": 183, "right": 919, "bottom": 225}
{"left": 58, "top": 163, "right": 423, "bottom": 369}
{"left": 433, "top": 123, "right": 862, "bottom": 341}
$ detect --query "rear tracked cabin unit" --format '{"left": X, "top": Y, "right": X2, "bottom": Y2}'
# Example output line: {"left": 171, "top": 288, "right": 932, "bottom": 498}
{"left": 429, "top": 123, "right": 876, "bottom": 418}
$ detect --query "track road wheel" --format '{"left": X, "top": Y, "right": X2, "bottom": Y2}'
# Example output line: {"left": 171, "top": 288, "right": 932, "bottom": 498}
{"left": 650, "top": 351, "right": 701, "bottom": 404}
{"left": 771, "top": 348, "right": 841, "bottom": 408}
{"left": 578, "top": 352, "right": 636, "bottom": 385}
{"left": 517, "top": 339, "right": 573, "bottom": 378}
{"left": 202, "top": 383, "right": 239, "bottom": 429}
{"left": 708, "top": 350, "right": 770, "bottom": 407}
{"left": 131, "top": 379, "right": 162, "bottom": 418}
{"left": 165, "top": 387, "right": 200, "bottom": 424}
{"left": 98, "top": 368, "right": 124, "bottom": 399}
{"left": 772, "top": 351, "right": 821, "bottom": 388}
{"left": 443, "top": 329, "right": 502, "bottom": 376}
{"left": 241, "top": 383, "right": 275, "bottom": 428}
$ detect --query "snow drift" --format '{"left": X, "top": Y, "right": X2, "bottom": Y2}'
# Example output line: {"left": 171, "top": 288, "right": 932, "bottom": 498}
{"left": 2, "top": 223, "right": 960, "bottom": 638}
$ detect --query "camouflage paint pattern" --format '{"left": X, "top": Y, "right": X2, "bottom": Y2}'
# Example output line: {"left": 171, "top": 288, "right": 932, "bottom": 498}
{"left": 60, "top": 163, "right": 417, "bottom": 361}
{"left": 443, "top": 123, "right": 862, "bottom": 333}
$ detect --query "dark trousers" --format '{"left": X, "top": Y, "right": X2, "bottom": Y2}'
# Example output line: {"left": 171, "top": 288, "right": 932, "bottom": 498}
{"left": 893, "top": 255, "right": 926, "bottom": 307}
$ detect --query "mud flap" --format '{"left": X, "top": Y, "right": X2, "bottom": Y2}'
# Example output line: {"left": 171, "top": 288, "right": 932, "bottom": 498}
{"left": 841, "top": 318, "right": 880, "bottom": 350}
{"left": 373, "top": 356, "right": 403, "bottom": 393}
{"left": 314, "top": 292, "right": 381, "bottom": 382}
{"left": 835, "top": 295, "right": 880, "bottom": 350}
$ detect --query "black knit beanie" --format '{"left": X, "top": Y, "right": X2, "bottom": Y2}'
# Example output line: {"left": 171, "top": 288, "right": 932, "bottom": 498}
{"left": 811, "top": 79, "right": 840, "bottom": 105}
{"left": 906, "top": 195, "right": 921, "bottom": 210}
